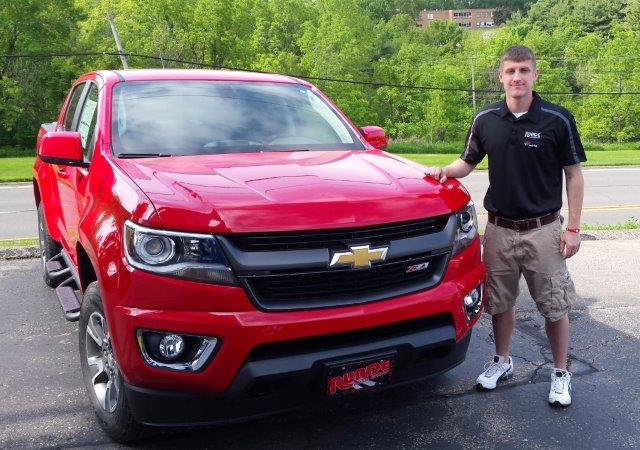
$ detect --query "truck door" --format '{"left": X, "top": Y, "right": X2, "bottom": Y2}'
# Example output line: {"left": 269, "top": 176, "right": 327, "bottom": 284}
{"left": 53, "top": 81, "right": 89, "bottom": 254}
{"left": 57, "top": 82, "right": 99, "bottom": 264}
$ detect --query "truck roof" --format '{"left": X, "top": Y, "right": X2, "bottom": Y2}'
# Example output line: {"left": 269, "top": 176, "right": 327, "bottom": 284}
{"left": 96, "top": 69, "right": 310, "bottom": 86}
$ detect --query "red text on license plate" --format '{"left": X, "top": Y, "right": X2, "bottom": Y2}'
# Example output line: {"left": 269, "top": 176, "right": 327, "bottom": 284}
{"left": 327, "top": 357, "right": 392, "bottom": 396}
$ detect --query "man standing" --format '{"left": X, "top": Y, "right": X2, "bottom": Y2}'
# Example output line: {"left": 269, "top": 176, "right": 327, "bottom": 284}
{"left": 425, "top": 45, "right": 585, "bottom": 407}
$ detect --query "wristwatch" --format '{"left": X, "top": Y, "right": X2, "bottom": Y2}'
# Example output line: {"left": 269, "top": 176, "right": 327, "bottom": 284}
{"left": 565, "top": 227, "right": 580, "bottom": 233}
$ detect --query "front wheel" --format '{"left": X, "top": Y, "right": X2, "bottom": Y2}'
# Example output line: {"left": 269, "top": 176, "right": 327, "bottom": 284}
{"left": 79, "top": 282, "right": 144, "bottom": 442}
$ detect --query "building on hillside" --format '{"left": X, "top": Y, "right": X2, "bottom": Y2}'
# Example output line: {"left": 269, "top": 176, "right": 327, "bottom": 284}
{"left": 418, "top": 9, "right": 496, "bottom": 28}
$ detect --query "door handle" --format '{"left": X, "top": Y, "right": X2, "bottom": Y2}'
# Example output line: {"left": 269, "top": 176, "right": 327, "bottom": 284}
{"left": 57, "top": 167, "right": 70, "bottom": 179}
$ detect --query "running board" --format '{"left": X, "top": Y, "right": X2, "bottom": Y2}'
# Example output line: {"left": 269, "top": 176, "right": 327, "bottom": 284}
{"left": 55, "top": 276, "right": 81, "bottom": 322}
{"left": 45, "top": 252, "right": 71, "bottom": 281}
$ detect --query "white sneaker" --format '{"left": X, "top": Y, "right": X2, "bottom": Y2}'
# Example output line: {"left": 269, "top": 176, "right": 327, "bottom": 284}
{"left": 476, "top": 355, "right": 514, "bottom": 390}
{"left": 549, "top": 369, "right": 572, "bottom": 407}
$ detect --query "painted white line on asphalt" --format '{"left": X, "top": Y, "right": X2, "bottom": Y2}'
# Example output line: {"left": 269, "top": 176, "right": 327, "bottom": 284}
{"left": 0, "top": 237, "right": 37, "bottom": 241}
{"left": 0, "top": 210, "right": 35, "bottom": 214}
{"left": 581, "top": 167, "right": 640, "bottom": 172}
{"left": 0, "top": 184, "right": 32, "bottom": 189}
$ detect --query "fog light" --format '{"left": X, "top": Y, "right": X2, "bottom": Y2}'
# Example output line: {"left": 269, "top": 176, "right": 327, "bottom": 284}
{"left": 463, "top": 285, "right": 483, "bottom": 320}
{"left": 137, "top": 329, "right": 218, "bottom": 372}
{"left": 159, "top": 334, "right": 185, "bottom": 360}
{"left": 464, "top": 289, "right": 479, "bottom": 307}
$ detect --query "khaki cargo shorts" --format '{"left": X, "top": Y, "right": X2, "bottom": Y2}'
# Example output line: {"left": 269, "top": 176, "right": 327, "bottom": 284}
{"left": 482, "top": 217, "right": 577, "bottom": 322}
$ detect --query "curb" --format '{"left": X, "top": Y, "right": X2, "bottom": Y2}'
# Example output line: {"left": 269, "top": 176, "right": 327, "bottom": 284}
{"left": 0, "top": 246, "right": 39, "bottom": 260}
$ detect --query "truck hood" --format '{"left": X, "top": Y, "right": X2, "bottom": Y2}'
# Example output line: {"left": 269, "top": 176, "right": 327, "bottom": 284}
{"left": 115, "top": 150, "right": 469, "bottom": 233}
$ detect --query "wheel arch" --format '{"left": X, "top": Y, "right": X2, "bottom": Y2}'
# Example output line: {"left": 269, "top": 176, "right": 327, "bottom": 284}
{"left": 76, "top": 242, "right": 98, "bottom": 292}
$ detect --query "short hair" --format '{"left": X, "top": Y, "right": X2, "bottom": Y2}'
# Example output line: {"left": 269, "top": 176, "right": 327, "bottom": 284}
{"left": 500, "top": 45, "right": 536, "bottom": 68}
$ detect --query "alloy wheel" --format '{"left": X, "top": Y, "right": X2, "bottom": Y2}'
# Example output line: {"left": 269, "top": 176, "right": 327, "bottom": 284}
{"left": 85, "top": 312, "right": 120, "bottom": 413}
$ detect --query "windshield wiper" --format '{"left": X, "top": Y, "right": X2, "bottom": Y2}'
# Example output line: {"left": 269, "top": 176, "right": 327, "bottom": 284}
{"left": 117, "top": 153, "right": 171, "bottom": 158}
{"left": 266, "top": 148, "right": 311, "bottom": 152}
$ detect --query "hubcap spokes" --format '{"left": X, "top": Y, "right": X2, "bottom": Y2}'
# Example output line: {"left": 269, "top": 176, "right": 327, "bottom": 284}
{"left": 85, "top": 312, "right": 119, "bottom": 413}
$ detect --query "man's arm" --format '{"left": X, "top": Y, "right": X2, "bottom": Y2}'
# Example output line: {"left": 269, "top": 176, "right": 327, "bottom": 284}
{"left": 425, "top": 158, "right": 476, "bottom": 183}
{"left": 561, "top": 163, "right": 584, "bottom": 258}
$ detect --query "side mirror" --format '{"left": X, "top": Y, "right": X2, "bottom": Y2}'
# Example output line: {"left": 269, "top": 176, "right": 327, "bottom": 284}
{"left": 360, "top": 126, "right": 388, "bottom": 150}
{"left": 38, "top": 132, "right": 87, "bottom": 167}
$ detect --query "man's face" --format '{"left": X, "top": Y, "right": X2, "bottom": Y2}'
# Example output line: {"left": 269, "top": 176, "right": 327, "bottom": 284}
{"left": 498, "top": 59, "right": 539, "bottom": 100}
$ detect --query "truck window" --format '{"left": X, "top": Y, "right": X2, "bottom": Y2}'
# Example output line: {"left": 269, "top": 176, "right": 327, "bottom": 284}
{"left": 111, "top": 81, "right": 365, "bottom": 156}
{"left": 62, "top": 83, "right": 87, "bottom": 131}
{"left": 76, "top": 84, "right": 99, "bottom": 160}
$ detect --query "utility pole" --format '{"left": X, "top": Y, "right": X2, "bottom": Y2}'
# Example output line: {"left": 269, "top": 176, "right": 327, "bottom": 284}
{"left": 618, "top": 73, "right": 623, "bottom": 93}
{"left": 106, "top": 10, "right": 129, "bottom": 70}
{"left": 470, "top": 58, "right": 477, "bottom": 112}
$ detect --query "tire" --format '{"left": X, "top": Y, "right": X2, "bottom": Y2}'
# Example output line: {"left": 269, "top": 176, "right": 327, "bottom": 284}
{"left": 79, "top": 282, "right": 144, "bottom": 443}
{"left": 37, "top": 203, "right": 63, "bottom": 287}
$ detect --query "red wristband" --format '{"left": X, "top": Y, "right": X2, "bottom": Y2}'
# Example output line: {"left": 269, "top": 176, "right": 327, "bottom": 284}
{"left": 565, "top": 227, "right": 580, "bottom": 233}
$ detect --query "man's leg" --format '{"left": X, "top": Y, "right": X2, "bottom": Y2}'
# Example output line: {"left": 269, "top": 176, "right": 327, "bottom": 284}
{"left": 493, "top": 307, "right": 516, "bottom": 359}
{"left": 476, "top": 222, "right": 519, "bottom": 390}
{"left": 476, "top": 307, "right": 516, "bottom": 390}
{"left": 520, "top": 219, "right": 576, "bottom": 406}
{"left": 545, "top": 313, "right": 569, "bottom": 370}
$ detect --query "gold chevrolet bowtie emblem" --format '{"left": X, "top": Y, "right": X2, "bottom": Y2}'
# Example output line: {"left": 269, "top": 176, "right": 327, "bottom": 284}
{"left": 329, "top": 245, "right": 388, "bottom": 268}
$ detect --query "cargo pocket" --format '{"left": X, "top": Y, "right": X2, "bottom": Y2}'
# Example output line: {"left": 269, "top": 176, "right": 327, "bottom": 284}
{"left": 544, "top": 271, "right": 576, "bottom": 321}
{"left": 484, "top": 269, "right": 519, "bottom": 315}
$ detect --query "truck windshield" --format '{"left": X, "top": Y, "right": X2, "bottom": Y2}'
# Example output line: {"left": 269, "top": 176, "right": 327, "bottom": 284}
{"left": 111, "top": 81, "right": 365, "bottom": 156}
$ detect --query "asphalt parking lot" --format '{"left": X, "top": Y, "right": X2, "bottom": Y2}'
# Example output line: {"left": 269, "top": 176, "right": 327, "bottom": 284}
{"left": 1, "top": 234, "right": 639, "bottom": 449}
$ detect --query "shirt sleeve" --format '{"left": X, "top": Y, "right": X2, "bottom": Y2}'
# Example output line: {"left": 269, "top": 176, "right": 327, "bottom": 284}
{"left": 460, "top": 115, "right": 486, "bottom": 165}
{"left": 557, "top": 111, "right": 587, "bottom": 166}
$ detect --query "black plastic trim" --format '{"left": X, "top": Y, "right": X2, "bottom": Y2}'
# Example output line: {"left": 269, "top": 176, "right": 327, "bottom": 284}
{"left": 39, "top": 155, "right": 89, "bottom": 168}
{"left": 124, "top": 328, "right": 471, "bottom": 426}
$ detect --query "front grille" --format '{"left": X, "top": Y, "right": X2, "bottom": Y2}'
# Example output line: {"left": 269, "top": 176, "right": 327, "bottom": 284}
{"left": 228, "top": 215, "right": 449, "bottom": 252}
{"left": 240, "top": 250, "right": 449, "bottom": 310}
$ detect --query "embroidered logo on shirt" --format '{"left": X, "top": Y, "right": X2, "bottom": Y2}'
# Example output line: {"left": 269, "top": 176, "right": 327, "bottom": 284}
{"left": 523, "top": 131, "right": 541, "bottom": 148}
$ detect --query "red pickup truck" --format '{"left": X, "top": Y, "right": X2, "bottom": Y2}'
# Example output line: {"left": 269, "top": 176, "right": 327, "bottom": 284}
{"left": 33, "top": 69, "right": 484, "bottom": 442}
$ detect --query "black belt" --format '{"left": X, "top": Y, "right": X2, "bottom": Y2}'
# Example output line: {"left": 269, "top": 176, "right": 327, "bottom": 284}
{"left": 488, "top": 211, "right": 559, "bottom": 232}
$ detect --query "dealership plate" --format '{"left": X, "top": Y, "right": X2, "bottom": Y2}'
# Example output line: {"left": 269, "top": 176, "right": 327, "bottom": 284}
{"left": 325, "top": 352, "right": 396, "bottom": 397}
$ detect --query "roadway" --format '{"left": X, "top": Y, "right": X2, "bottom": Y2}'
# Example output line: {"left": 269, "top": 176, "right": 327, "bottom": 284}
{"left": 1, "top": 167, "right": 639, "bottom": 240}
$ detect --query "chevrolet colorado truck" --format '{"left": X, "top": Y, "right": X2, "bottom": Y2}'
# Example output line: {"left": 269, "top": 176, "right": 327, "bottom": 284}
{"left": 33, "top": 69, "right": 484, "bottom": 442}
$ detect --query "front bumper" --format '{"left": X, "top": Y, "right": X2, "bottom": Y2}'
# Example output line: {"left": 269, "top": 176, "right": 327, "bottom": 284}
{"left": 107, "top": 237, "right": 484, "bottom": 394}
{"left": 124, "top": 328, "right": 472, "bottom": 426}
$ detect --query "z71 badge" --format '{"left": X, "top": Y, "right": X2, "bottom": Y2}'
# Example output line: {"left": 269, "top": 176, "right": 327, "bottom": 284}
{"left": 406, "top": 262, "right": 429, "bottom": 273}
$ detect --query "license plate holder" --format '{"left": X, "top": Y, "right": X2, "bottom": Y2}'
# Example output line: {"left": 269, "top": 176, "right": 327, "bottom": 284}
{"left": 325, "top": 352, "right": 396, "bottom": 397}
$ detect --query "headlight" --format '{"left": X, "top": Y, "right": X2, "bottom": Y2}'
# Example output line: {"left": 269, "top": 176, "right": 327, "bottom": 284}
{"left": 124, "top": 221, "right": 237, "bottom": 285}
{"left": 452, "top": 201, "right": 478, "bottom": 256}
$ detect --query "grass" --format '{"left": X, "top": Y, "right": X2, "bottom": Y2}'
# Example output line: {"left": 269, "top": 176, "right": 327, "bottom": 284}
{"left": 0, "top": 238, "right": 39, "bottom": 248}
{"left": 0, "top": 157, "right": 34, "bottom": 182}
{"left": 581, "top": 218, "right": 640, "bottom": 231}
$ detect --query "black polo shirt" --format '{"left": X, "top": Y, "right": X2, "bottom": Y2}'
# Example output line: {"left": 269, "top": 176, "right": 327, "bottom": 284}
{"left": 460, "top": 92, "right": 587, "bottom": 220}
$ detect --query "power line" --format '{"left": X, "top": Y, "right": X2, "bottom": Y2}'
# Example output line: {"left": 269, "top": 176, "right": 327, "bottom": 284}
{"left": 1, "top": 51, "right": 640, "bottom": 96}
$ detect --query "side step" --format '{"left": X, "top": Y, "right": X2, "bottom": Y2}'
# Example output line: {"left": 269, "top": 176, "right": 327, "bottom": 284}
{"left": 47, "top": 250, "right": 82, "bottom": 322}
{"left": 55, "top": 276, "right": 81, "bottom": 322}
{"left": 45, "top": 252, "right": 71, "bottom": 282}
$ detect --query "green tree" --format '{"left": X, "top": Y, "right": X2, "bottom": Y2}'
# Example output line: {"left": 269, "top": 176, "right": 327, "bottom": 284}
{"left": 0, "top": 0, "right": 80, "bottom": 148}
{"left": 75, "top": 0, "right": 196, "bottom": 69}
{"left": 250, "top": 0, "right": 313, "bottom": 73}
{"left": 571, "top": 0, "right": 628, "bottom": 35}
{"left": 299, "top": 0, "right": 380, "bottom": 126}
